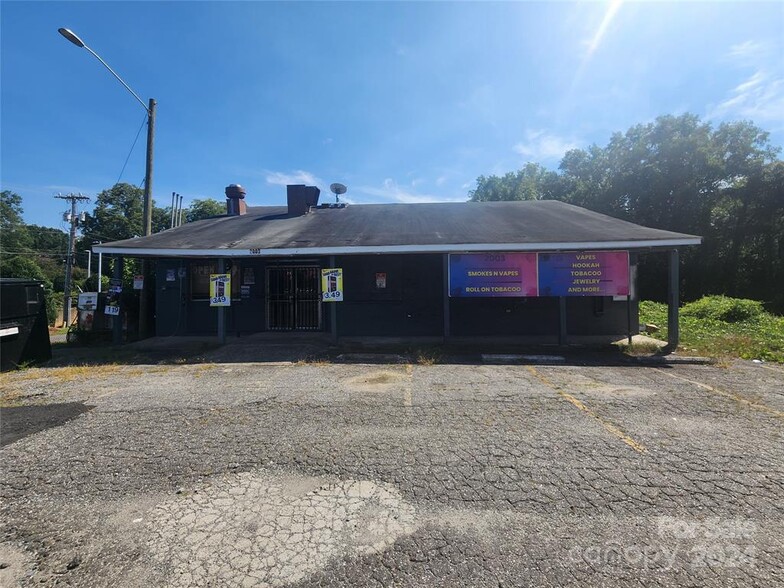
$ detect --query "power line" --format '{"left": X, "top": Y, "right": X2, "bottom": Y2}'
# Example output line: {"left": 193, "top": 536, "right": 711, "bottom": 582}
{"left": 116, "top": 112, "right": 148, "bottom": 186}
{"left": 0, "top": 251, "right": 69, "bottom": 256}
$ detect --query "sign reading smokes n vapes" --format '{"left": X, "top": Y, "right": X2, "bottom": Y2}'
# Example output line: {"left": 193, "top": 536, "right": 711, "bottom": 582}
{"left": 209, "top": 273, "right": 231, "bottom": 307}
{"left": 321, "top": 268, "right": 344, "bottom": 302}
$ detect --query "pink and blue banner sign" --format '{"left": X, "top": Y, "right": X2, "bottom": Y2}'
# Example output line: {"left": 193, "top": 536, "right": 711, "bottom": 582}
{"left": 449, "top": 253, "right": 538, "bottom": 297}
{"left": 537, "top": 251, "right": 629, "bottom": 296}
{"left": 449, "top": 251, "right": 629, "bottom": 297}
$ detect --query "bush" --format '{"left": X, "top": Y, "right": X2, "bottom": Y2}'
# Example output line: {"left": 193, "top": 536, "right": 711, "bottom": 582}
{"left": 681, "top": 295, "right": 764, "bottom": 323}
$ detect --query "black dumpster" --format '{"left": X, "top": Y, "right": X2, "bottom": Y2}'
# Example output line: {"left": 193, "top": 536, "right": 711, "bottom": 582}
{"left": 1, "top": 279, "right": 52, "bottom": 371}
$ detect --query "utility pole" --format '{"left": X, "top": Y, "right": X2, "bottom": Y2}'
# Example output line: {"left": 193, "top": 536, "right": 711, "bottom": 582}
{"left": 55, "top": 193, "right": 90, "bottom": 327}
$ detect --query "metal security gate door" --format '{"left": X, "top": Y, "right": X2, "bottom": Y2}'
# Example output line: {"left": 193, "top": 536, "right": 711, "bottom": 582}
{"left": 266, "top": 266, "right": 322, "bottom": 330}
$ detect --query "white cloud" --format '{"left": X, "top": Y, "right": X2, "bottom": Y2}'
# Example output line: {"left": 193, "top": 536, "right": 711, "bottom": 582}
{"left": 265, "top": 170, "right": 323, "bottom": 187}
{"left": 513, "top": 130, "right": 581, "bottom": 162}
{"left": 707, "top": 40, "right": 784, "bottom": 126}
{"left": 355, "top": 178, "right": 465, "bottom": 204}
{"left": 727, "top": 40, "right": 765, "bottom": 64}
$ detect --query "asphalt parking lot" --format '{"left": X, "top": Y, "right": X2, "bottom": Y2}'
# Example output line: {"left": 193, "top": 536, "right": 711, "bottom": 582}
{"left": 1, "top": 352, "right": 782, "bottom": 587}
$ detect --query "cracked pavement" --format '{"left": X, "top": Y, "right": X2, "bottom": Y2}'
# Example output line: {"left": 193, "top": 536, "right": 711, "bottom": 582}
{"left": 0, "top": 356, "right": 782, "bottom": 586}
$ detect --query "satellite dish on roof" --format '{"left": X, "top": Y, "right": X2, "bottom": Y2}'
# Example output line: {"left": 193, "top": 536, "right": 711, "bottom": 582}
{"left": 330, "top": 182, "right": 347, "bottom": 203}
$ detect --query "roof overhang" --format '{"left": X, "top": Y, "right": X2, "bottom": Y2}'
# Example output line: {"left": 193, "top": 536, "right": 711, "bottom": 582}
{"left": 93, "top": 238, "right": 701, "bottom": 257}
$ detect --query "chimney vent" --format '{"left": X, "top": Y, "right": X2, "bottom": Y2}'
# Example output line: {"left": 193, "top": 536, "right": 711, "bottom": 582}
{"left": 286, "top": 185, "right": 320, "bottom": 216}
{"left": 225, "top": 184, "right": 247, "bottom": 216}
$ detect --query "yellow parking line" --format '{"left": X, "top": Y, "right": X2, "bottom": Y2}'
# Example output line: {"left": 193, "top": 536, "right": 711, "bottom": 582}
{"left": 403, "top": 364, "right": 413, "bottom": 407}
{"left": 659, "top": 369, "right": 784, "bottom": 419}
{"left": 525, "top": 366, "right": 647, "bottom": 453}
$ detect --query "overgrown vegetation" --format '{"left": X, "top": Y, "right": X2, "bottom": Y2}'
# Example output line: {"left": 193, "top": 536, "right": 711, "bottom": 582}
{"left": 470, "top": 114, "right": 784, "bottom": 312}
{"left": 640, "top": 297, "right": 784, "bottom": 363}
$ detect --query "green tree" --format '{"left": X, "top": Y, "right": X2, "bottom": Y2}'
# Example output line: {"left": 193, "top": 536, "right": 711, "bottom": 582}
{"left": 467, "top": 113, "right": 784, "bottom": 310}
{"left": 470, "top": 163, "right": 561, "bottom": 202}
{"left": 185, "top": 198, "right": 225, "bottom": 222}
{"left": 27, "top": 225, "right": 68, "bottom": 253}
{"left": 80, "top": 183, "right": 144, "bottom": 244}
{"left": 0, "top": 190, "right": 32, "bottom": 253}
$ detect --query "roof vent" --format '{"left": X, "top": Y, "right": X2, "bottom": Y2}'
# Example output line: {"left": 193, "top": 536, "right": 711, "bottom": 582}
{"left": 287, "top": 185, "right": 320, "bottom": 216}
{"left": 225, "top": 184, "right": 247, "bottom": 216}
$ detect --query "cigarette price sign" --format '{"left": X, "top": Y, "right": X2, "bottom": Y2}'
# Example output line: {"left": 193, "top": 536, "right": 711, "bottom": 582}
{"left": 321, "top": 268, "right": 344, "bottom": 302}
{"left": 209, "top": 273, "right": 231, "bottom": 307}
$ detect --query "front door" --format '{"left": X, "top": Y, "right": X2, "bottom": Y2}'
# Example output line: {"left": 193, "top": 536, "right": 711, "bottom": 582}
{"left": 266, "top": 266, "right": 321, "bottom": 330}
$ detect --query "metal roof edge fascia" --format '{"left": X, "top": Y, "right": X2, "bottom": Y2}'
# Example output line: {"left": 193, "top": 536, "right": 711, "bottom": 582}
{"left": 93, "top": 238, "right": 702, "bottom": 257}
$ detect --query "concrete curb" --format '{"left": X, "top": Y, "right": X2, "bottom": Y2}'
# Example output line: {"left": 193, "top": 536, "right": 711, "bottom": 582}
{"left": 627, "top": 355, "right": 717, "bottom": 365}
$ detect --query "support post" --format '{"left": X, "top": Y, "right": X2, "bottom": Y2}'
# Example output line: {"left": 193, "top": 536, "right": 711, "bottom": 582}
{"left": 55, "top": 193, "right": 89, "bottom": 326}
{"left": 112, "top": 257, "right": 123, "bottom": 345}
{"left": 442, "top": 254, "right": 451, "bottom": 341}
{"left": 138, "top": 259, "right": 148, "bottom": 339}
{"left": 329, "top": 255, "right": 338, "bottom": 342}
{"left": 217, "top": 258, "right": 226, "bottom": 345}
{"left": 558, "top": 297, "right": 567, "bottom": 346}
{"left": 138, "top": 98, "right": 155, "bottom": 341}
{"left": 667, "top": 248, "right": 680, "bottom": 350}
{"left": 97, "top": 250, "right": 103, "bottom": 292}
{"left": 63, "top": 197, "right": 77, "bottom": 327}
{"left": 143, "top": 99, "right": 155, "bottom": 236}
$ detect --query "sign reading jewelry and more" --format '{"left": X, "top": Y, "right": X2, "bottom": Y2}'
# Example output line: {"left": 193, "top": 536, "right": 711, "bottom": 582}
{"left": 448, "top": 251, "right": 629, "bottom": 297}
{"left": 209, "top": 273, "right": 231, "bottom": 307}
{"left": 321, "top": 268, "right": 344, "bottom": 302}
{"left": 449, "top": 253, "right": 538, "bottom": 297}
{"left": 537, "top": 251, "right": 629, "bottom": 296}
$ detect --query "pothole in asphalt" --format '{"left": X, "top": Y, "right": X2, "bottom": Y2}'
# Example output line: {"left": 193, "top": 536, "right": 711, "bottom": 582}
{"left": 146, "top": 472, "right": 416, "bottom": 587}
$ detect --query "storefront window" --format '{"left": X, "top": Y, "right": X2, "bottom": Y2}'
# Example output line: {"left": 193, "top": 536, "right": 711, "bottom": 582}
{"left": 190, "top": 262, "right": 240, "bottom": 300}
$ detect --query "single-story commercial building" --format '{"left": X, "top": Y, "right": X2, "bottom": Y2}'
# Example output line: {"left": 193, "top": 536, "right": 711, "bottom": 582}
{"left": 94, "top": 184, "right": 700, "bottom": 346}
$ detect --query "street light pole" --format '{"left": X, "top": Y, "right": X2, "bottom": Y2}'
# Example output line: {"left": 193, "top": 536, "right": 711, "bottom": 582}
{"left": 58, "top": 28, "right": 153, "bottom": 236}
{"left": 59, "top": 27, "right": 154, "bottom": 338}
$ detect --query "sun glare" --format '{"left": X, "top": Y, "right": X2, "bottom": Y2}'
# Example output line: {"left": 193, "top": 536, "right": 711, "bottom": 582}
{"left": 586, "top": 0, "right": 625, "bottom": 58}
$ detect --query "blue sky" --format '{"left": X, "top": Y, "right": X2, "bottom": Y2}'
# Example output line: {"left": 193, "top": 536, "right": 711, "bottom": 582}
{"left": 2, "top": 1, "right": 782, "bottom": 230}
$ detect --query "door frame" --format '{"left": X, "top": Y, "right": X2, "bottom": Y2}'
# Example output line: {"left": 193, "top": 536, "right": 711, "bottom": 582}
{"left": 265, "top": 265, "right": 322, "bottom": 331}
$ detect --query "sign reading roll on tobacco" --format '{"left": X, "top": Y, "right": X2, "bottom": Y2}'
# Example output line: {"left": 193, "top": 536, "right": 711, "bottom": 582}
{"left": 537, "top": 251, "right": 629, "bottom": 296}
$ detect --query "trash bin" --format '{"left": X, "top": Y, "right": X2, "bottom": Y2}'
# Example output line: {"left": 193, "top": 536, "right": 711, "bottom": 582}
{"left": 0, "top": 279, "right": 52, "bottom": 371}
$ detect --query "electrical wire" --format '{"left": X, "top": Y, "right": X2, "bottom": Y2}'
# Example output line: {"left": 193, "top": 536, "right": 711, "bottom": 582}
{"left": 0, "top": 250, "right": 69, "bottom": 257}
{"left": 116, "top": 112, "right": 148, "bottom": 186}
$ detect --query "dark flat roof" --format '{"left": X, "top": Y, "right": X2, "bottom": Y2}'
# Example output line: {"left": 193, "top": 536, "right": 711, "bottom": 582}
{"left": 95, "top": 200, "right": 700, "bottom": 257}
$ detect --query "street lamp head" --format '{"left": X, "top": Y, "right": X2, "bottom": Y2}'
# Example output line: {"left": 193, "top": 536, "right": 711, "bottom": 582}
{"left": 58, "top": 28, "right": 85, "bottom": 48}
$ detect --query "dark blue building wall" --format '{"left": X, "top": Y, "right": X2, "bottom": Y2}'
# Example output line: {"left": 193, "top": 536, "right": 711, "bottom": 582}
{"left": 153, "top": 253, "right": 637, "bottom": 339}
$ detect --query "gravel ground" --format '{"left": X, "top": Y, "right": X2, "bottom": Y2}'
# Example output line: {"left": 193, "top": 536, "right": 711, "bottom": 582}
{"left": 0, "top": 353, "right": 782, "bottom": 587}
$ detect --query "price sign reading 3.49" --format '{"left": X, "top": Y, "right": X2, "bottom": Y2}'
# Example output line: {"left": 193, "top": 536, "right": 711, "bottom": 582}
{"left": 321, "top": 268, "right": 344, "bottom": 302}
{"left": 209, "top": 274, "right": 231, "bottom": 307}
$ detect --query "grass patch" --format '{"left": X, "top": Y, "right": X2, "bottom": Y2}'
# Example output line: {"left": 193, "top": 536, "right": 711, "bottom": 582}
{"left": 640, "top": 297, "right": 784, "bottom": 363}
